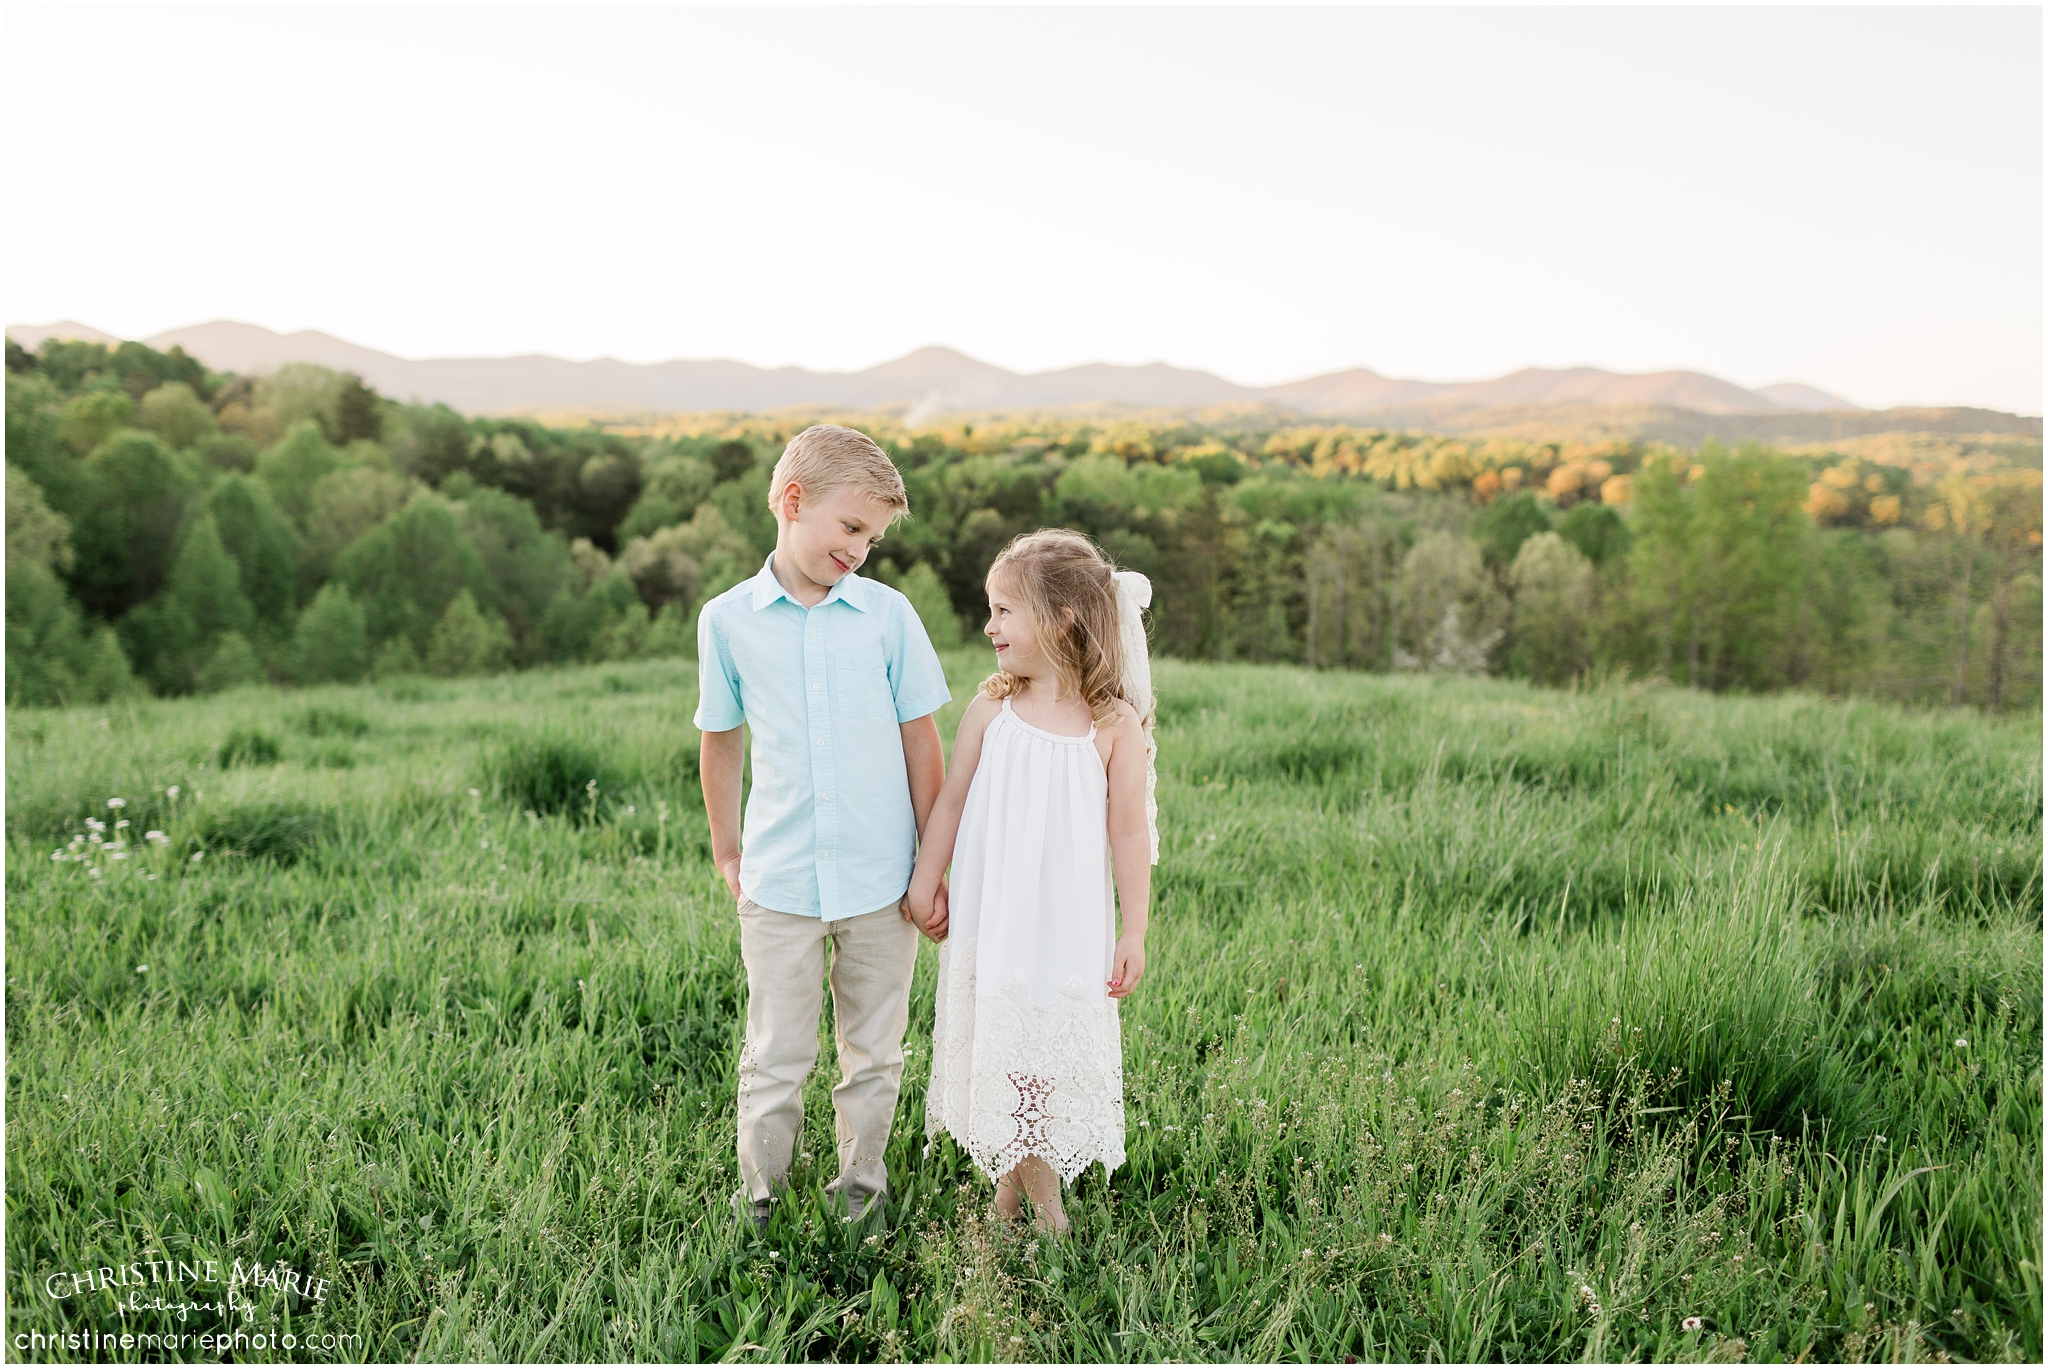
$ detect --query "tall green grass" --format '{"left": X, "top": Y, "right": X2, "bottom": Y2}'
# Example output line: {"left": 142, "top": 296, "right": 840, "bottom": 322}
{"left": 6, "top": 657, "right": 2039, "bottom": 1361}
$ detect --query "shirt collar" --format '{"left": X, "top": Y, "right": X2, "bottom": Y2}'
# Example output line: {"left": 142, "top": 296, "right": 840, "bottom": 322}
{"left": 747, "top": 553, "right": 872, "bottom": 612}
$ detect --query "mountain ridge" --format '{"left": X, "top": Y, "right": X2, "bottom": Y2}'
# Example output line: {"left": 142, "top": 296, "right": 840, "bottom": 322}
{"left": 7, "top": 318, "right": 1889, "bottom": 419}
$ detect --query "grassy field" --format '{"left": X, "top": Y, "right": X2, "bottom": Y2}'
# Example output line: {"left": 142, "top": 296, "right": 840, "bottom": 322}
{"left": 5, "top": 653, "right": 2040, "bottom": 1362}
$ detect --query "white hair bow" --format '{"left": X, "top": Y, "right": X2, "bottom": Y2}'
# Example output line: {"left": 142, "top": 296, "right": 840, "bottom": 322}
{"left": 1112, "top": 570, "right": 1159, "bottom": 865}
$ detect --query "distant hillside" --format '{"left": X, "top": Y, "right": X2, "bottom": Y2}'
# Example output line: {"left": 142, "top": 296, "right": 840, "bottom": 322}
{"left": 1359, "top": 402, "right": 2042, "bottom": 449}
{"left": 3, "top": 318, "right": 1917, "bottom": 424}
{"left": 8, "top": 320, "right": 122, "bottom": 348}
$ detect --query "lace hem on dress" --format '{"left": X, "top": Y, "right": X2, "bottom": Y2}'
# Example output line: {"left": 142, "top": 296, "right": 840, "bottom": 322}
{"left": 925, "top": 937, "right": 1126, "bottom": 1185}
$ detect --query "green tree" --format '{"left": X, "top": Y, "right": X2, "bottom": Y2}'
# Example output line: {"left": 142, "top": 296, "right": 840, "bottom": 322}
{"left": 333, "top": 493, "right": 491, "bottom": 656}
{"left": 58, "top": 388, "right": 135, "bottom": 455}
{"left": 203, "top": 475, "right": 302, "bottom": 628}
{"left": 1629, "top": 444, "right": 1812, "bottom": 691}
{"left": 458, "top": 486, "right": 574, "bottom": 660}
{"left": 292, "top": 583, "right": 371, "bottom": 684}
{"left": 303, "top": 466, "right": 414, "bottom": 583}
{"left": 74, "top": 625, "right": 139, "bottom": 701}
{"left": 618, "top": 452, "right": 715, "bottom": 540}
{"left": 138, "top": 381, "right": 217, "bottom": 450}
{"left": 616, "top": 504, "right": 753, "bottom": 618}
{"left": 332, "top": 372, "right": 384, "bottom": 444}
{"left": 118, "top": 512, "right": 257, "bottom": 694}
{"left": 7, "top": 463, "right": 74, "bottom": 574}
{"left": 1472, "top": 491, "right": 1552, "bottom": 571}
{"left": 1556, "top": 503, "right": 1629, "bottom": 567}
{"left": 194, "top": 631, "right": 264, "bottom": 693}
{"left": 1507, "top": 532, "right": 1595, "bottom": 685}
{"left": 585, "top": 572, "right": 650, "bottom": 661}
{"left": 896, "top": 561, "right": 964, "bottom": 648}
{"left": 709, "top": 438, "right": 758, "bottom": 485}
{"left": 255, "top": 421, "right": 344, "bottom": 528}
{"left": 1395, "top": 531, "right": 1505, "bottom": 674}
{"left": 254, "top": 364, "right": 344, "bottom": 438}
{"left": 389, "top": 404, "right": 475, "bottom": 487}
{"left": 643, "top": 601, "right": 695, "bottom": 659}
{"left": 371, "top": 635, "right": 422, "bottom": 679}
{"left": 196, "top": 433, "right": 260, "bottom": 473}
{"left": 425, "top": 589, "right": 514, "bottom": 677}
{"left": 68, "top": 430, "right": 193, "bottom": 619}
{"left": 170, "top": 514, "right": 257, "bottom": 643}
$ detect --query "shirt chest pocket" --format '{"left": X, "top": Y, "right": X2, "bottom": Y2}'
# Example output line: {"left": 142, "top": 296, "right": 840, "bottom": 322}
{"left": 833, "top": 647, "right": 891, "bottom": 719}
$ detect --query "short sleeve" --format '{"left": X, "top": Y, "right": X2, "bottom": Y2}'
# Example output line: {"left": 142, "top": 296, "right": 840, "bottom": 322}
{"left": 692, "top": 602, "right": 745, "bottom": 732}
{"left": 887, "top": 597, "right": 951, "bottom": 723}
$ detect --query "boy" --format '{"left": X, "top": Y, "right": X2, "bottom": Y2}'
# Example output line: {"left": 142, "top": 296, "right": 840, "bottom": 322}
{"left": 695, "top": 424, "right": 952, "bottom": 1228}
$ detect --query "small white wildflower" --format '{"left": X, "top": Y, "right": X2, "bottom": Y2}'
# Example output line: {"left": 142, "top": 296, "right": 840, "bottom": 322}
{"left": 1875, "top": 1135, "right": 1887, "bottom": 1145}
{"left": 1378, "top": 1232, "right": 1392, "bottom": 1244}
{"left": 1589, "top": 1303, "right": 1602, "bottom": 1317}
{"left": 191, "top": 852, "right": 205, "bottom": 863}
{"left": 167, "top": 785, "right": 180, "bottom": 799}
{"left": 115, "top": 819, "right": 130, "bottom": 829}
{"left": 136, "top": 965, "right": 149, "bottom": 974}
{"left": 107, "top": 798, "right": 126, "bottom": 809}
{"left": 89, "top": 869, "right": 102, "bottom": 879}
{"left": 146, "top": 831, "right": 168, "bottom": 845}
{"left": 50, "top": 851, "right": 63, "bottom": 862}
{"left": 110, "top": 852, "right": 127, "bottom": 861}
{"left": 468, "top": 787, "right": 480, "bottom": 797}
{"left": 625, "top": 805, "right": 636, "bottom": 815}
{"left": 1683, "top": 1316, "right": 1703, "bottom": 1332}
{"left": 1955, "top": 1038, "right": 1968, "bottom": 1049}
{"left": 87, "top": 818, "right": 106, "bottom": 833}
{"left": 480, "top": 839, "right": 490, "bottom": 849}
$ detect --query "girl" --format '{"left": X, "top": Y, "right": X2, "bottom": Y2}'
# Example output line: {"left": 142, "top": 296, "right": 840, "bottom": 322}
{"left": 906, "top": 529, "right": 1157, "bottom": 1235}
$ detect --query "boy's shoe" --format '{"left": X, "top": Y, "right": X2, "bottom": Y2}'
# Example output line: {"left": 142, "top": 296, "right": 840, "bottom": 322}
{"left": 834, "top": 1187, "right": 884, "bottom": 1224}
{"left": 731, "top": 1188, "right": 772, "bottom": 1236}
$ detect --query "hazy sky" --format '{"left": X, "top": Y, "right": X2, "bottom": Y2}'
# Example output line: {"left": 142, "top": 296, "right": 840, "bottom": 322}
{"left": 4, "top": 5, "right": 2041, "bottom": 411}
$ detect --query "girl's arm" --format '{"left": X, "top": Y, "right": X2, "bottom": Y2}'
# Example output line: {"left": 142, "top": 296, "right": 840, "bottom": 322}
{"left": 1103, "top": 703, "right": 1152, "bottom": 998}
{"left": 906, "top": 694, "right": 998, "bottom": 936}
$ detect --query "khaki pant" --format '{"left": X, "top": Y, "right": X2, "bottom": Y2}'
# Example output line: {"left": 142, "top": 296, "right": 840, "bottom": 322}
{"left": 735, "top": 896, "right": 918, "bottom": 1210}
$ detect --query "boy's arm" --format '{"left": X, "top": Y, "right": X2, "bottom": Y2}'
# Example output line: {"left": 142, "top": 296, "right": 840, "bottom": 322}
{"left": 1104, "top": 706, "right": 1152, "bottom": 998}
{"left": 692, "top": 601, "right": 749, "bottom": 904}
{"left": 901, "top": 713, "right": 944, "bottom": 836}
{"left": 700, "top": 726, "right": 746, "bottom": 902}
{"left": 899, "top": 712, "right": 949, "bottom": 937}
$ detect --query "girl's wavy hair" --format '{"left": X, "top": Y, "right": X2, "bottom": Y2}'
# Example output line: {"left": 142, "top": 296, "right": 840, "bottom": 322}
{"left": 980, "top": 529, "right": 1132, "bottom": 728}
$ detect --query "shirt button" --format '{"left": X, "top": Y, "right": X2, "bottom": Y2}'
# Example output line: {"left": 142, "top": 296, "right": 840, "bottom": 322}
{"left": 821, "top": 851, "right": 832, "bottom": 860}
{"left": 820, "top": 794, "right": 831, "bottom": 803}
{"left": 812, "top": 683, "right": 822, "bottom": 692}
{"left": 816, "top": 738, "right": 826, "bottom": 747}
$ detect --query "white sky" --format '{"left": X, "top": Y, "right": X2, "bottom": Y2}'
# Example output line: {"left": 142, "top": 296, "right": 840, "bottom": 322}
{"left": 3, "top": 4, "right": 2041, "bottom": 412}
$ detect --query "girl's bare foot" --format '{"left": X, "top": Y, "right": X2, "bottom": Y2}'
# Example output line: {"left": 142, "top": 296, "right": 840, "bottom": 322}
{"left": 1013, "top": 1157, "right": 1070, "bottom": 1236}
{"left": 1032, "top": 1205, "right": 1071, "bottom": 1238}
{"left": 992, "top": 1173, "right": 1024, "bottom": 1221}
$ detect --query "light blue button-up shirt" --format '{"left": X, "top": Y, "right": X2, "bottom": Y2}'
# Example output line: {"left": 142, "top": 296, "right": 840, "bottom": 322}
{"left": 693, "top": 554, "right": 952, "bottom": 921}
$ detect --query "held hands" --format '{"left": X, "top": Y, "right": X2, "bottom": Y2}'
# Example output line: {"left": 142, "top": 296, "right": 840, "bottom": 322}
{"left": 1107, "top": 932, "right": 1146, "bottom": 998}
{"left": 902, "top": 877, "right": 950, "bottom": 942}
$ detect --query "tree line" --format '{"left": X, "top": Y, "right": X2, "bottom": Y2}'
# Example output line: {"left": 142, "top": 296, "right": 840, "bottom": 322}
{"left": 6, "top": 336, "right": 2040, "bottom": 711}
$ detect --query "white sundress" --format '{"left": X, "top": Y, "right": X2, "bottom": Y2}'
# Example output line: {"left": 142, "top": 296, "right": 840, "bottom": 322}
{"left": 924, "top": 698, "right": 1127, "bottom": 1184}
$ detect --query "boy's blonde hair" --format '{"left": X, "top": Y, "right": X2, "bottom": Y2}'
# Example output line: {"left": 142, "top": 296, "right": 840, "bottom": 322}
{"left": 981, "top": 529, "right": 1131, "bottom": 728}
{"left": 767, "top": 424, "right": 910, "bottom": 522}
